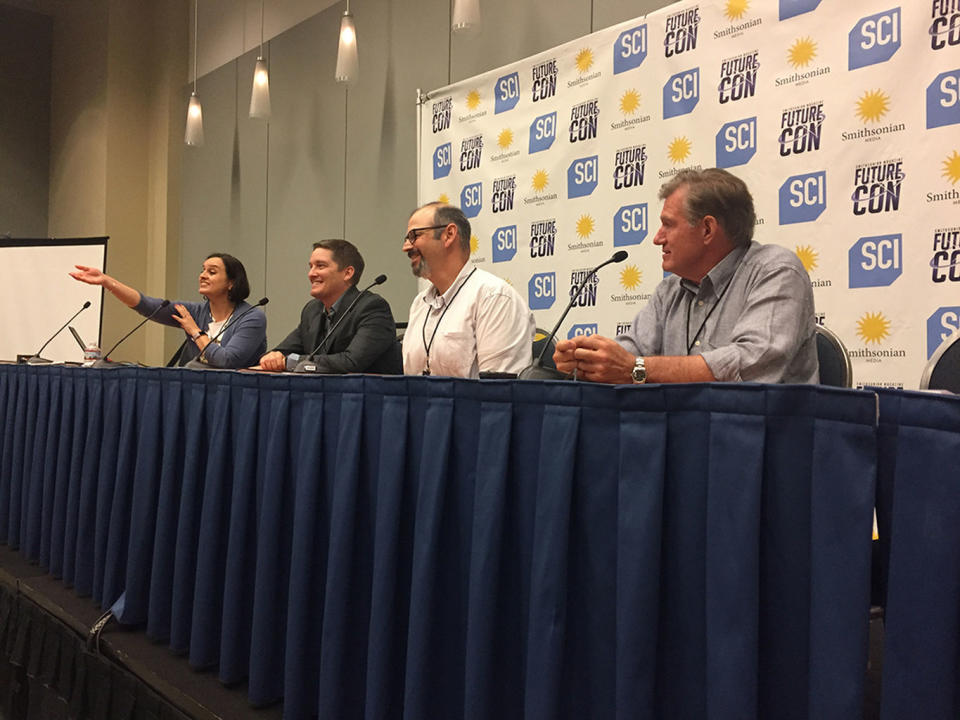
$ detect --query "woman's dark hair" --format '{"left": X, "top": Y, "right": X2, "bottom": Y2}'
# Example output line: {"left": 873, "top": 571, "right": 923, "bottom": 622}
{"left": 206, "top": 252, "right": 251, "bottom": 303}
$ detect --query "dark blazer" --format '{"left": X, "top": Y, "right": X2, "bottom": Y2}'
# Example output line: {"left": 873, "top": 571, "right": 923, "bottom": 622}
{"left": 273, "top": 285, "right": 402, "bottom": 374}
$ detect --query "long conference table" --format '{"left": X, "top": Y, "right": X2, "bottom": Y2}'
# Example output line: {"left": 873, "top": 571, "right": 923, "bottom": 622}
{"left": 0, "top": 363, "right": 957, "bottom": 719}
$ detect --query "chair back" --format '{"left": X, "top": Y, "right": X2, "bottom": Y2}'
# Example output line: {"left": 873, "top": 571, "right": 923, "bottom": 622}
{"left": 532, "top": 328, "right": 557, "bottom": 369}
{"left": 815, "top": 324, "right": 852, "bottom": 388}
{"left": 919, "top": 329, "right": 960, "bottom": 392}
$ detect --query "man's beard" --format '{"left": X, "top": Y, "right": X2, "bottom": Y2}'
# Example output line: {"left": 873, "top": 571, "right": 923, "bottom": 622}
{"left": 411, "top": 254, "right": 431, "bottom": 279}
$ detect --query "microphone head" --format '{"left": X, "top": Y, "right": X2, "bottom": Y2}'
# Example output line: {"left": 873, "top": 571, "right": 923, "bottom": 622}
{"left": 374, "top": 274, "right": 387, "bottom": 285}
{"left": 82, "top": 300, "right": 92, "bottom": 309}
{"left": 257, "top": 297, "right": 269, "bottom": 306}
{"left": 612, "top": 250, "right": 629, "bottom": 263}
{"left": 160, "top": 299, "right": 171, "bottom": 308}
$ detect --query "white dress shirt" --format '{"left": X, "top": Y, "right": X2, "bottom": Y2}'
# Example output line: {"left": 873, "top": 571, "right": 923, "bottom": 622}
{"left": 403, "top": 264, "right": 535, "bottom": 378}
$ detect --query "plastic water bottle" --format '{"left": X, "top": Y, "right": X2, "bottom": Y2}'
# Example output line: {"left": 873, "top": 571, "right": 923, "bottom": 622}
{"left": 83, "top": 343, "right": 102, "bottom": 366}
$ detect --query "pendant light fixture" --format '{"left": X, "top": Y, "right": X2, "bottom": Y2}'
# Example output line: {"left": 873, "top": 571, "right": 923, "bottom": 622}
{"left": 452, "top": 0, "right": 481, "bottom": 33}
{"left": 249, "top": 0, "right": 271, "bottom": 119}
{"left": 185, "top": 0, "right": 204, "bottom": 145}
{"left": 335, "top": 0, "right": 358, "bottom": 83}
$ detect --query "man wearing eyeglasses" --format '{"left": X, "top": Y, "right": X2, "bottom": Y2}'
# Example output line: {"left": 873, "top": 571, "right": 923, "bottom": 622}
{"left": 258, "top": 239, "right": 402, "bottom": 373}
{"left": 401, "top": 202, "right": 535, "bottom": 377}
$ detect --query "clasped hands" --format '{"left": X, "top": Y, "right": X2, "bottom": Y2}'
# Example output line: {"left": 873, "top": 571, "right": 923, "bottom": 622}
{"left": 553, "top": 335, "right": 636, "bottom": 384}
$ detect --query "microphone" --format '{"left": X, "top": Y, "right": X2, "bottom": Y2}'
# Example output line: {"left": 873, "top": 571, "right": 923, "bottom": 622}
{"left": 183, "top": 297, "right": 269, "bottom": 369}
{"left": 26, "top": 301, "right": 92, "bottom": 364}
{"left": 517, "top": 250, "right": 628, "bottom": 381}
{"left": 92, "top": 299, "right": 171, "bottom": 368}
{"left": 293, "top": 274, "right": 387, "bottom": 373}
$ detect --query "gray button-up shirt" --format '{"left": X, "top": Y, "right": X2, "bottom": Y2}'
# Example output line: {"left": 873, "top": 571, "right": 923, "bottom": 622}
{"left": 616, "top": 241, "right": 819, "bottom": 383}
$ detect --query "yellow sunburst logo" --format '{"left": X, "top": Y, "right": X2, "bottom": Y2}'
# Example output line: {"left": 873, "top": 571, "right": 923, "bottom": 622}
{"left": 725, "top": 0, "right": 749, "bottom": 21}
{"left": 795, "top": 245, "right": 818, "bottom": 272}
{"left": 575, "top": 48, "right": 594, "bottom": 73}
{"left": 668, "top": 136, "right": 692, "bottom": 163}
{"left": 856, "top": 312, "right": 891, "bottom": 345}
{"left": 855, "top": 89, "right": 890, "bottom": 124}
{"left": 497, "top": 128, "right": 513, "bottom": 149}
{"left": 942, "top": 150, "right": 960, "bottom": 185}
{"left": 575, "top": 214, "right": 595, "bottom": 239}
{"left": 620, "top": 265, "right": 642, "bottom": 290}
{"left": 437, "top": 193, "right": 450, "bottom": 204}
{"left": 620, "top": 89, "right": 641, "bottom": 115}
{"left": 465, "top": 89, "right": 481, "bottom": 110}
{"left": 531, "top": 169, "right": 549, "bottom": 192}
{"left": 470, "top": 234, "right": 479, "bottom": 254}
{"left": 788, "top": 37, "right": 817, "bottom": 68}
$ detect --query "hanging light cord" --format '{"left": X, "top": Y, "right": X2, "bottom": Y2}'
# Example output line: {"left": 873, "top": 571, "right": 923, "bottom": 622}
{"left": 259, "top": 0, "right": 264, "bottom": 56}
{"left": 193, "top": 0, "right": 199, "bottom": 92}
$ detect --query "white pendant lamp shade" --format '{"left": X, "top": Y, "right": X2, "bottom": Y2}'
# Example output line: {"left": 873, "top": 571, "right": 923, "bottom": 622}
{"left": 250, "top": 57, "right": 271, "bottom": 119}
{"left": 250, "top": 0, "right": 271, "bottom": 119}
{"left": 452, "top": 0, "right": 481, "bottom": 33}
{"left": 335, "top": 10, "right": 358, "bottom": 83}
{"left": 185, "top": 0, "right": 204, "bottom": 146}
{"left": 185, "top": 92, "right": 204, "bottom": 146}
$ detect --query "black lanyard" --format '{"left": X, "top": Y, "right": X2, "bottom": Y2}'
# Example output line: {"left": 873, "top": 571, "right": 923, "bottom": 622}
{"left": 421, "top": 267, "right": 477, "bottom": 376}
{"left": 685, "top": 277, "right": 733, "bottom": 355}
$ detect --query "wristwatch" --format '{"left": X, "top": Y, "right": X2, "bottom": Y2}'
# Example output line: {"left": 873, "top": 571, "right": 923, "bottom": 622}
{"left": 631, "top": 356, "right": 647, "bottom": 384}
{"left": 191, "top": 330, "right": 207, "bottom": 341}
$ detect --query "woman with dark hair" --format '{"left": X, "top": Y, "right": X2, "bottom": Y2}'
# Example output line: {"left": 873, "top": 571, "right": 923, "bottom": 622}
{"left": 69, "top": 253, "right": 266, "bottom": 368}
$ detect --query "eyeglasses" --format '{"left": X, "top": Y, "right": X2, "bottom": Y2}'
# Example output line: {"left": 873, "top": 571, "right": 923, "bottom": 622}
{"left": 403, "top": 224, "right": 447, "bottom": 246}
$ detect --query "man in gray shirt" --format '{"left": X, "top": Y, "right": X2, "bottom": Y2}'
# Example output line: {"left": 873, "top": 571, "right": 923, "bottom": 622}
{"left": 553, "top": 168, "right": 819, "bottom": 384}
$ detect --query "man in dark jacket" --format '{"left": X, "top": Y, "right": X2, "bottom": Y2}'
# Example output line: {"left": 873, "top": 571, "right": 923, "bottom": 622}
{"left": 259, "top": 239, "right": 401, "bottom": 374}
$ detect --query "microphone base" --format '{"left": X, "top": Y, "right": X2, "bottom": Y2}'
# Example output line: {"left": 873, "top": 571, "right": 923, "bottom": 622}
{"left": 517, "top": 364, "right": 571, "bottom": 381}
{"left": 90, "top": 358, "right": 122, "bottom": 369}
{"left": 183, "top": 358, "right": 209, "bottom": 370}
{"left": 25, "top": 356, "right": 53, "bottom": 365}
{"left": 292, "top": 358, "right": 320, "bottom": 374}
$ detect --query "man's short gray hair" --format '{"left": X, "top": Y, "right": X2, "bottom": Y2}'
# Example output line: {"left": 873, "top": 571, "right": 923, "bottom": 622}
{"left": 417, "top": 202, "right": 471, "bottom": 254}
{"left": 658, "top": 168, "right": 756, "bottom": 248}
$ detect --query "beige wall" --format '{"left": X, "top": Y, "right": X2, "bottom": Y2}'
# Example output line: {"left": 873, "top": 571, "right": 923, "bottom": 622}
{"left": 32, "top": 0, "right": 670, "bottom": 363}
{"left": 0, "top": 5, "right": 51, "bottom": 237}
{"left": 41, "top": 0, "right": 187, "bottom": 363}
{"left": 178, "top": 0, "right": 674, "bottom": 353}
{"left": 46, "top": 1, "right": 108, "bottom": 239}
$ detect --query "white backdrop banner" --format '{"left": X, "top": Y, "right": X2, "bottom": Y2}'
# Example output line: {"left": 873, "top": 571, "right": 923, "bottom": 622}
{"left": 418, "top": 0, "right": 960, "bottom": 389}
